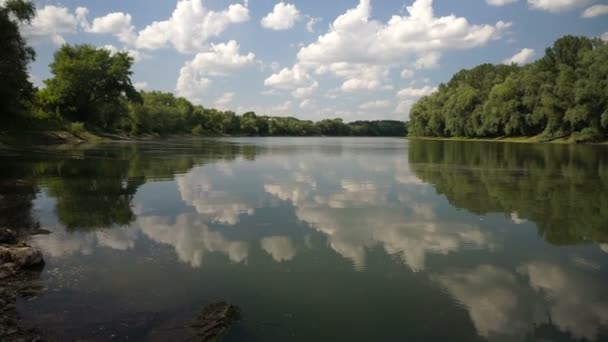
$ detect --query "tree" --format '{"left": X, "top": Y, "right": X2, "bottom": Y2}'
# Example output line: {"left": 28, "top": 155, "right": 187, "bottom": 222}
{"left": 408, "top": 36, "right": 608, "bottom": 142}
{"left": 0, "top": 0, "right": 36, "bottom": 122}
{"left": 37, "top": 45, "right": 140, "bottom": 129}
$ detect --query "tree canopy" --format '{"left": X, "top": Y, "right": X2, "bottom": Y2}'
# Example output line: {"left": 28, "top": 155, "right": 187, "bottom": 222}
{"left": 0, "top": 0, "right": 36, "bottom": 123}
{"left": 408, "top": 36, "right": 608, "bottom": 142}
{"left": 36, "top": 44, "right": 141, "bottom": 129}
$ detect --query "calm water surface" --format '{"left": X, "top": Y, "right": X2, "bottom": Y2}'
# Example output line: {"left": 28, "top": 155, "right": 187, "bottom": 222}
{"left": 1, "top": 137, "right": 607, "bottom": 341}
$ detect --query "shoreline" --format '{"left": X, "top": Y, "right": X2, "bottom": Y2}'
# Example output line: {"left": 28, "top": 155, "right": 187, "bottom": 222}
{"left": 407, "top": 136, "right": 608, "bottom": 145}
{"left": 0, "top": 229, "right": 46, "bottom": 341}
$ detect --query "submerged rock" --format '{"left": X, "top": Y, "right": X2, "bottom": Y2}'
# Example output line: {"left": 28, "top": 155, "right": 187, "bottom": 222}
{"left": 0, "top": 228, "right": 17, "bottom": 244}
{"left": 192, "top": 302, "right": 241, "bottom": 341}
{"left": 0, "top": 245, "right": 44, "bottom": 269}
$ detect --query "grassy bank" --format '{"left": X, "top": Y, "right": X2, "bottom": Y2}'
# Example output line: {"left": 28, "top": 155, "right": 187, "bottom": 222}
{"left": 407, "top": 135, "right": 608, "bottom": 145}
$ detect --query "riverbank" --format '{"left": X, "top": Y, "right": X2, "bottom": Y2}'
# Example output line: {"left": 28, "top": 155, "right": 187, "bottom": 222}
{"left": 0, "top": 229, "right": 46, "bottom": 341}
{"left": 407, "top": 135, "right": 608, "bottom": 145}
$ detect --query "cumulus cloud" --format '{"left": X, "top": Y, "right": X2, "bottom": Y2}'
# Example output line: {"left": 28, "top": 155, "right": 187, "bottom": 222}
{"left": 215, "top": 92, "right": 235, "bottom": 109}
{"left": 306, "top": 17, "right": 322, "bottom": 33}
{"left": 138, "top": 214, "right": 249, "bottom": 268}
{"left": 261, "top": 2, "right": 301, "bottom": 30}
{"left": 260, "top": 236, "right": 297, "bottom": 262}
{"left": 266, "top": 0, "right": 510, "bottom": 95}
{"left": 176, "top": 166, "right": 255, "bottom": 225}
{"left": 503, "top": 48, "right": 536, "bottom": 65}
{"left": 264, "top": 65, "right": 316, "bottom": 90}
{"left": 134, "top": 82, "right": 148, "bottom": 90}
{"left": 176, "top": 41, "right": 255, "bottom": 103}
{"left": 400, "top": 69, "right": 415, "bottom": 79}
{"left": 359, "top": 100, "right": 391, "bottom": 110}
{"left": 136, "top": 0, "right": 249, "bottom": 53}
{"left": 264, "top": 157, "right": 488, "bottom": 271}
{"left": 397, "top": 86, "right": 438, "bottom": 98}
{"left": 103, "top": 45, "right": 148, "bottom": 63}
{"left": 581, "top": 4, "right": 608, "bottom": 18}
{"left": 486, "top": 0, "right": 518, "bottom": 6}
{"left": 435, "top": 265, "right": 542, "bottom": 339}
{"left": 88, "top": 12, "right": 136, "bottom": 44}
{"left": 22, "top": 5, "right": 88, "bottom": 45}
{"left": 528, "top": 0, "right": 590, "bottom": 12}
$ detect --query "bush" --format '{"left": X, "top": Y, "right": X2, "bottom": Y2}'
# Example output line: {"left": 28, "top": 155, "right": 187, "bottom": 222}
{"left": 67, "top": 122, "right": 86, "bottom": 137}
{"left": 571, "top": 127, "right": 602, "bottom": 143}
{"left": 191, "top": 124, "right": 204, "bottom": 135}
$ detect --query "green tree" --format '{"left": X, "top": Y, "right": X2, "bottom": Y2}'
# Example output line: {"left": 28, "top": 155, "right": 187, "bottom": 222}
{"left": 37, "top": 45, "right": 140, "bottom": 129}
{"left": 0, "top": 0, "right": 36, "bottom": 122}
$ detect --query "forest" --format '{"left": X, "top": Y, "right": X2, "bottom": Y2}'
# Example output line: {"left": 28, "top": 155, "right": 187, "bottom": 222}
{"left": 408, "top": 36, "right": 608, "bottom": 142}
{"left": 1, "top": 0, "right": 405, "bottom": 138}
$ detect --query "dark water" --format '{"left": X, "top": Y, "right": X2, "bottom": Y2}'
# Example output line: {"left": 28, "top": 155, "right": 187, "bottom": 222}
{"left": 1, "top": 138, "right": 608, "bottom": 341}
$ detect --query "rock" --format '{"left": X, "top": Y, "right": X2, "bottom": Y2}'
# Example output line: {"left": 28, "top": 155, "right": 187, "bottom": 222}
{"left": 192, "top": 302, "right": 241, "bottom": 342}
{"left": 0, "top": 229, "right": 16, "bottom": 244}
{"left": 0, "top": 246, "right": 44, "bottom": 268}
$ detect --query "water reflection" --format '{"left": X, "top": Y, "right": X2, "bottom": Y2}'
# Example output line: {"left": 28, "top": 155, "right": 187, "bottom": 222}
{"left": 409, "top": 140, "right": 608, "bottom": 245}
{"left": 0, "top": 138, "right": 607, "bottom": 341}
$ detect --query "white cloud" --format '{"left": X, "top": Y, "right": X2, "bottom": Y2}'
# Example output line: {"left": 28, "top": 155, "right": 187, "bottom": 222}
{"left": 292, "top": 81, "right": 319, "bottom": 99}
{"left": 138, "top": 214, "right": 249, "bottom": 268}
{"left": 397, "top": 86, "right": 437, "bottom": 98}
{"left": 400, "top": 69, "right": 414, "bottom": 79}
{"left": 176, "top": 41, "right": 255, "bottom": 103}
{"left": 503, "top": 48, "right": 536, "bottom": 65}
{"left": 395, "top": 99, "right": 415, "bottom": 118}
{"left": 264, "top": 65, "right": 316, "bottom": 90}
{"left": 103, "top": 45, "right": 148, "bottom": 63}
{"left": 298, "top": 0, "right": 510, "bottom": 65}
{"left": 267, "top": 0, "right": 510, "bottom": 97}
{"left": 261, "top": 2, "right": 300, "bottom": 30}
{"left": 22, "top": 5, "right": 88, "bottom": 45}
{"left": 486, "top": 0, "right": 518, "bottom": 6}
{"left": 582, "top": 4, "right": 608, "bottom": 18}
{"left": 306, "top": 16, "right": 322, "bottom": 33}
{"left": 215, "top": 92, "right": 235, "bottom": 109}
{"left": 602, "top": 32, "right": 608, "bottom": 42}
{"left": 528, "top": 0, "right": 589, "bottom": 12}
{"left": 360, "top": 100, "right": 391, "bottom": 110}
{"left": 88, "top": 12, "right": 136, "bottom": 44}
{"left": 260, "top": 236, "right": 297, "bottom": 262}
{"left": 136, "top": 0, "right": 249, "bottom": 53}
{"left": 415, "top": 51, "right": 441, "bottom": 70}
{"left": 134, "top": 82, "right": 148, "bottom": 90}
{"left": 176, "top": 166, "right": 255, "bottom": 225}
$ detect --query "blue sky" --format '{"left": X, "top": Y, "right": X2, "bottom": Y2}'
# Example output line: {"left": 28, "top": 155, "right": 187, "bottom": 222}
{"left": 21, "top": 0, "right": 608, "bottom": 121}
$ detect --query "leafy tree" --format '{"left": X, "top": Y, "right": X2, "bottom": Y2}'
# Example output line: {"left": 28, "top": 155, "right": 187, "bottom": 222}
{"left": 37, "top": 45, "right": 140, "bottom": 129}
{"left": 408, "top": 36, "right": 608, "bottom": 142}
{"left": 0, "top": 0, "right": 36, "bottom": 122}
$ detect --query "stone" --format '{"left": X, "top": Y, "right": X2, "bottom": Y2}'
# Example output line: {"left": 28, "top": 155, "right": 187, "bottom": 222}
{"left": 0, "top": 246, "right": 44, "bottom": 268}
{"left": 0, "top": 229, "right": 16, "bottom": 244}
{"left": 192, "top": 302, "right": 241, "bottom": 342}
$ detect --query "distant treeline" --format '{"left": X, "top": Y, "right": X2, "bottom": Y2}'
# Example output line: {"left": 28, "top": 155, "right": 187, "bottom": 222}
{"left": 409, "top": 36, "right": 608, "bottom": 142}
{"left": 1, "top": 1, "right": 405, "bottom": 138}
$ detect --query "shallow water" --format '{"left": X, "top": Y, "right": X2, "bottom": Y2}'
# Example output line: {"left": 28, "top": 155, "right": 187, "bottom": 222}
{"left": 1, "top": 137, "right": 607, "bottom": 341}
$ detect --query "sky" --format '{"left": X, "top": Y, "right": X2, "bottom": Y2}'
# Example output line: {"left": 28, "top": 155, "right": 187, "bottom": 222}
{"left": 19, "top": 0, "right": 608, "bottom": 121}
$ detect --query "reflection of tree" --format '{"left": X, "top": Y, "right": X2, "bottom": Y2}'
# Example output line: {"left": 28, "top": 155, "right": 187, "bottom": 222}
{"left": 409, "top": 140, "right": 608, "bottom": 245}
{"left": 45, "top": 159, "right": 145, "bottom": 230}
{"left": 0, "top": 163, "right": 39, "bottom": 232}
{"left": 0, "top": 140, "right": 264, "bottom": 232}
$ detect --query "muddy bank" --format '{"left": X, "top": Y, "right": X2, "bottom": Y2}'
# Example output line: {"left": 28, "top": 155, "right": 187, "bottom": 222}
{"left": 0, "top": 228, "right": 45, "bottom": 341}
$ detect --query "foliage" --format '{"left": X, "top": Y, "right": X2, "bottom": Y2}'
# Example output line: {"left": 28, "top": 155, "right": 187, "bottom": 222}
{"left": 408, "top": 36, "right": 608, "bottom": 142}
{"left": 36, "top": 45, "right": 141, "bottom": 130}
{"left": 0, "top": 0, "right": 36, "bottom": 123}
